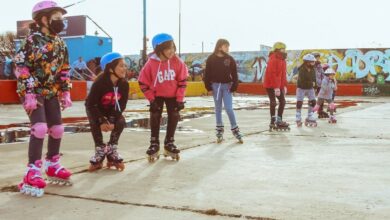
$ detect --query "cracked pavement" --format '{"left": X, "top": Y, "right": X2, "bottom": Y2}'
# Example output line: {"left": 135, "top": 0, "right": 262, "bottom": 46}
{"left": 1, "top": 96, "right": 390, "bottom": 220}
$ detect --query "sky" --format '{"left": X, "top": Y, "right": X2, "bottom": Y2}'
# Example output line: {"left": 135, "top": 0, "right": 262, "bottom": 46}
{"left": 1, "top": 0, "right": 390, "bottom": 55}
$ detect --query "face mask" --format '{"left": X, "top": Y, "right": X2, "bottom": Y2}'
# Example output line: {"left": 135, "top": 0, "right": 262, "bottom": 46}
{"left": 49, "top": 19, "right": 65, "bottom": 34}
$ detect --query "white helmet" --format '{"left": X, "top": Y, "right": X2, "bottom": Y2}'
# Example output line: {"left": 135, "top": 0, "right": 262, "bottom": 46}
{"left": 303, "top": 54, "right": 316, "bottom": 62}
{"left": 324, "top": 68, "right": 336, "bottom": 75}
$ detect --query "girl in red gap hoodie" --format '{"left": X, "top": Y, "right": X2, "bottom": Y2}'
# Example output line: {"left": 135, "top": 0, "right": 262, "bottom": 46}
{"left": 264, "top": 42, "right": 290, "bottom": 131}
{"left": 138, "top": 33, "right": 188, "bottom": 162}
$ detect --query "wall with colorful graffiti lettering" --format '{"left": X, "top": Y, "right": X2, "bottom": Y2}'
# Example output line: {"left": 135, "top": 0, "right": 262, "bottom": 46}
{"left": 124, "top": 48, "right": 390, "bottom": 83}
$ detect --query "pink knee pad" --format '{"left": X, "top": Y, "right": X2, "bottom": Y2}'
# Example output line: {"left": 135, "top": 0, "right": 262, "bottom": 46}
{"left": 49, "top": 125, "right": 64, "bottom": 139}
{"left": 329, "top": 103, "right": 336, "bottom": 110}
{"left": 31, "top": 123, "right": 48, "bottom": 139}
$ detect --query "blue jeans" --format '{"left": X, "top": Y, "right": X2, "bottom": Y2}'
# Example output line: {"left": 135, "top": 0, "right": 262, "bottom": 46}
{"left": 212, "top": 83, "right": 238, "bottom": 129}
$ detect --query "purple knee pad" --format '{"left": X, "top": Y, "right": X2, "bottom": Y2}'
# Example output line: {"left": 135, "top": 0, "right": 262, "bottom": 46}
{"left": 49, "top": 125, "right": 64, "bottom": 139}
{"left": 31, "top": 123, "right": 48, "bottom": 139}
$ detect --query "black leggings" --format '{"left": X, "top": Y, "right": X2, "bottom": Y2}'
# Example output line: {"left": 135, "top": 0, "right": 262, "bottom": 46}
{"left": 87, "top": 112, "right": 126, "bottom": 148}
{"left": 27, "top": 96, "right": 62, "bottom": 164}
{"left": 266, "top": 88, "right": 286, "bottom": 121}
{"left": 150, "top": 97, "right": 180, "bottom": 142}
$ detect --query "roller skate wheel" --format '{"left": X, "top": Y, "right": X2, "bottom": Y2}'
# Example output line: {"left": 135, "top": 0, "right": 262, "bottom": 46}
{"left": 25, "top": 188, "right": 31, "bottom": 195}
{"left": 147, "top": 155, "right": 158, "bottom": 163}
{"left": 88, "top": 163, "right": 103, "bottom": 172}
{"left": 117, "top": 163, "right": 125, "bottom": 171}
{"left": 30, "top": 189, "right": 37, "bottom": 197}
{"left": 59, "top": 181, "right": 66, "bottom": 186}
{"left": 36, "top": 189, "right": 44, "bottom": 197}
{"left": 19, "top": 185, "right": 26, "bottom": 194}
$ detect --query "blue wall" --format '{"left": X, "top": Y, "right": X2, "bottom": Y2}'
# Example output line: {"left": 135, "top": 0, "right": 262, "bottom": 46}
{"left": 15, "top": 35, "right": 112, "bottom": 64}
{"left": 65, "top": 35, "right": 112, "bottom": 63}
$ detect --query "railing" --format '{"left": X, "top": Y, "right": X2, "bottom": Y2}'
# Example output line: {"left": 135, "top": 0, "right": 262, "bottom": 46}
{"left": 70, "top": 67, "right": 96, "bottom": 81}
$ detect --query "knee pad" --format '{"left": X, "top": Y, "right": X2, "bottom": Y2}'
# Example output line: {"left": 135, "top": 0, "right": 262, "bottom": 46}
{"left": 329, "top": 103, "right": 336, "bottom": 110}
{"left": 48, "top": 125, "right": 64, "bottom": 139}
{"left": 309, "top": 100, "right": 317, "bottom": 107}
{"left": 270, "top": 100, "right": 277, "bottom": 108}
{"left": 169, "top": 111, "right": 180, "bottom": 119}
{"left": 31, "top": 123, "right": 48, "bottom": 139}
{"left": 296, "top": 101, "right": 303, "bottom": 109}
{"left": 313, "top": 104, "right": 320, "bottom": 112}
{"left": 149, "top": 102, "right": 161, "bottom": 113}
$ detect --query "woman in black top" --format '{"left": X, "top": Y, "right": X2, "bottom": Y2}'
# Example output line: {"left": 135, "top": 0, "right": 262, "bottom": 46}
{"left": 203, "top": 39, "right": 243, "bottom": 143}
{"left": 85, "top": 52, "right": 129, "bottom": 172}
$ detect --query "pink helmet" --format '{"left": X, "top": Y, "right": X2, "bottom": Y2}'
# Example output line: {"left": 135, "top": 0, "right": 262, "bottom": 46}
{"left": 32, "top": 1, "right": 67, "bottom": 20}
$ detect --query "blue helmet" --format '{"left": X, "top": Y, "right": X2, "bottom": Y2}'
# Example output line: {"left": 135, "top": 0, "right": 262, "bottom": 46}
{"left": 152, "top": 33, "right": 174, "bottom": 50}
{"left": 100, "top": 52, "right": 124, "bottom": 71}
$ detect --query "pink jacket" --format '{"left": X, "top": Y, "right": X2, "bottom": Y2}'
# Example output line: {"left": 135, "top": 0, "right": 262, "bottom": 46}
{"left": 138, "top": 53, "right": 188, "bottom": 102}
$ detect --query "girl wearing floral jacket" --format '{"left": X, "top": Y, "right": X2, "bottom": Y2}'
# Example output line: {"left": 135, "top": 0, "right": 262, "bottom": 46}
{"left": 16, "top": 1, "right": 72, "bottom": 197}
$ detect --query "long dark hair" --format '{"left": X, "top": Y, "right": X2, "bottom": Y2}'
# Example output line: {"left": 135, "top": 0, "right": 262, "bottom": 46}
{"left": 104, "top": 58, "right": 123, "bottom": 76}
{"left": 213, "top": 39, "right": 230, "bottom": 55}
{"left": 155, "top": 40, "right": 176, "bottom": 57}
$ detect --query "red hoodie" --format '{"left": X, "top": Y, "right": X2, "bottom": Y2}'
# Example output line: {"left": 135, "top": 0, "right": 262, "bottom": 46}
{"left": 263, "top": 52, "right": 288, "bottom": 89}
{"left": 138, "top": 53, "right": 188, "bottom": 102}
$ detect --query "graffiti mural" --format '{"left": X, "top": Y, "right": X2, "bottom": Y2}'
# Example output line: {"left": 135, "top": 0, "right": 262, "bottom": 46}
{"left": 124, "top": 48, "right": 390, "bottom": 84}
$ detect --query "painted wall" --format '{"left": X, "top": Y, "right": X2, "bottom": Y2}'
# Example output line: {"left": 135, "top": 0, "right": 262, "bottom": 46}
{"left": 124, "top": 48, "right": 390, "bottom": 84}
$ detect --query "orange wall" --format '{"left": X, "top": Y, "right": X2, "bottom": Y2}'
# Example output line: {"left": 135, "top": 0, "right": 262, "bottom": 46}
{"left": 0, "top": 80, "right": 20, "bottom": 104}
{"left": 70, "top": 81, "right": 87, "bottom": 101}
{"left": 0, "top": 80, "right": 87, "bottom": 104}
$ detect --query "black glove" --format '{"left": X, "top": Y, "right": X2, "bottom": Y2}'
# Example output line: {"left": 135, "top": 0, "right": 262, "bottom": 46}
{"left": 149, "top": 101, "right": 161, "bottom": 112}
{"left": 176, "top": 102, "right": 185, "bottom": 111}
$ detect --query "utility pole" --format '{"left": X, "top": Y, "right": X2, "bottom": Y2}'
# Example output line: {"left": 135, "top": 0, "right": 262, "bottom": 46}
{"left": 142, "top": 0, "right": 147, "bottom": 66}
{"left": 178, "top": 0, "right": 182, "bottom": 57}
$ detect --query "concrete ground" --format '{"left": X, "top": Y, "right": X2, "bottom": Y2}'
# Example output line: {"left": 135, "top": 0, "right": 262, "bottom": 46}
{"left": 0, "top": 95, "right": 389, "bottom": 220}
